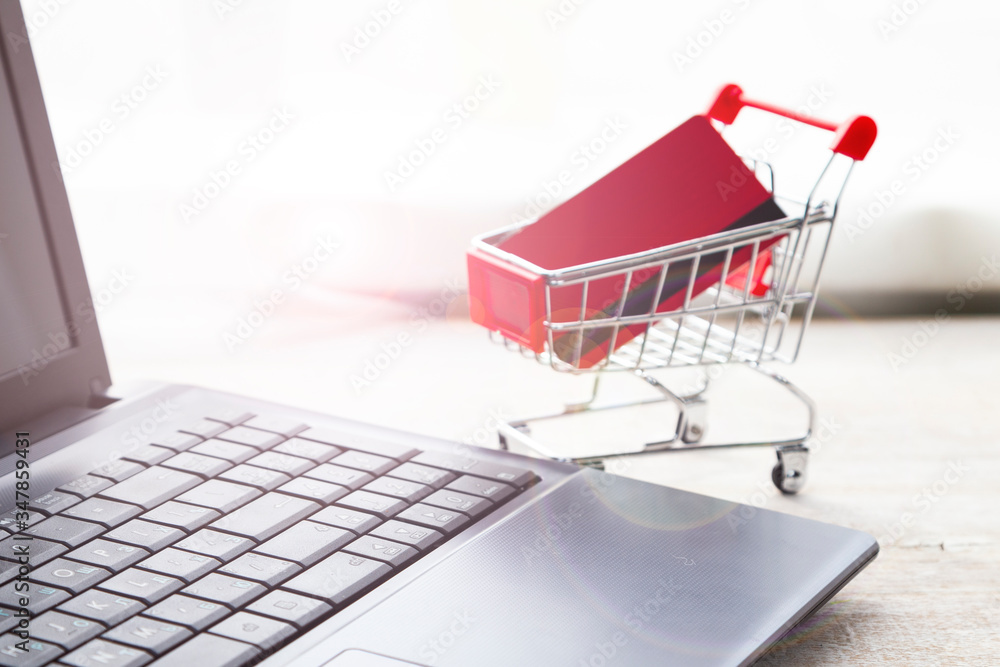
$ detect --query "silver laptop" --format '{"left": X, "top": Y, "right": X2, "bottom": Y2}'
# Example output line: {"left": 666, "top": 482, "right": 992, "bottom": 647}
{"left": 0, "top": 4, "right": 877, "bottom": 666}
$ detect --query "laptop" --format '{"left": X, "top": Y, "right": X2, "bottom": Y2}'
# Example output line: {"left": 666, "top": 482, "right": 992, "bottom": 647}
{"left": 0, "top": 4, "right": 877, "bottom": 665}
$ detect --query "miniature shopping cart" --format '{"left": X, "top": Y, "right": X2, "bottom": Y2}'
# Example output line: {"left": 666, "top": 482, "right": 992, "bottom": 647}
{"left": 467, "top": 84, "right": 877, "bottom": 493}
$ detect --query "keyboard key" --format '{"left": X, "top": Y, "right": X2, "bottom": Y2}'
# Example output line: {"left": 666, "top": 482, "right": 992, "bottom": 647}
{"left": 181, "top": 574, "right": 265, "bottom": 609}
{"left": 245, "top": 591, "right": 331, "bottom": 628}
{"left": 203, "top": 409, "right": 255, "bottom": 427}
{"left": 445, "top": 475, "right": 516, "bottom": 503}
{"left": 105, "top": 521, "right": 183, "bottom": 552}
{"left": 242, "top": 416, "right": 307, "bottom": 437}
{"left": 272, "top": 438, "right": 339, "bottom": 463}
{"left": 99, "top": 468, "right": 202, "bottom": 511}
{"left": 30, "top": 491, "right": 81, "bottom": 515}
{"left": 369, "top": 521, "right": 443, "bottom": 551}
{"left": 0, "top": 509, "right": 44, "bottom": 534}
{"left": 219, "top": 554, "right": 300, "bottom": 587}
{"left": 58, "top": 590, "right": 145, "bottom": 626}
{"left": 103, "top": 617, "right": 191, "bottom": 655}
{"left": 173, "top": 530, "right": 253, "bottom": 562}
{"left": 188, "top": 440, "right": 257, "bottom": 464}
{"left": 209, "top": 493, "right": 320, "bottom": 542}
{"left": 121, "top": 446, "right": 174, "bottom": 467}
{"left": 362, "top": 477, "right": 431, "bottom": 503}
{"left": 173, "top": 480, "right": 260, "bottom": 514}
{"left": 62, "top": 498, "right": 142, "bottom": 529}
{"left": 216, "top": 465, "right": 289, "bottom": 491}
{"left": 58, "top": 475, "right": 113, "bottom": 499}
{"left": 343, "top": 535, "right": 417, "bottom": 568}
{"left": 303, "top": 464, "right": 372, "bottom": 490}
{"left": 61, "top": 639, "right": 151, "bottom": 667}
{"left": 244, "top": 451, "right": 313, "bottom": 477}
{"left": 209, "top": 612, "right": 294, "bottom": 651}
{"left": 310, "top": 507, "right": 380, "bottom": 534}
{"left": 90, "top": 460, "right": 147, "bottom": 483}
{"left": 395, "top": 504, "right": 470, "bottom": 535}
{"left": 329, "top": 451, "right": 396, "bottom": 476}
{"left": 141, "top": 502, "right": 219, "bottom": 532}
{"left": 32, "top": 559, "right": 110, "bottom": 594}
{"left": 213, "top": 427, "right": 282, "bottom": 450}
{"left": 98, "top": 569, "right": 184, "bottom": 605}
{"left": 159, "top": 453, "right": 231, "bottom": 479}
{"left": 422, "top": 490, "right": 493, "bottom": 518}
{"left": 0, "top": 635, "right": 64, "bottom": 666}
{"left": 136, "top": 549, "right": 219, "bottom": 583}
{"left": 0, "top": 536, "right": 67, "bottom": 566}
{"left": 148, "top": 433, "right": 202, "bottom": 453}
{"left": 335, "top": 491, "right": 405, "bottom": 520}
{"left": 254, "top": 522, "right": 352, "bottom": 567}
{"left": 277, "top": 478, "right": 347, "bottom": 504}
{"left": 283, "top": 552, "right": 391, "bottom": 606}
{"left": 25, "top": 517, "right": 103, "bottom": 547}
{"left": 387, "top": 462, "right": 456, "bottom": 489}
{"left": 31, "top": 610, "right": 102, "bottom": 649}
{"left": 177, "top": 420, "right": 227, "bottom": 440}
{"left": 0, "top": 584, "right": 68, "bottom": 614}
{"left": 145, "top": 595, "right": 228, "bottom": 631}
{"left": 146, "top": 633, "right": 259, "bottom": 667}
{"left": 298, "top": 428, "right": 418, "bottom": 461}
{"left": 410, "top": 451, "right": 538, "bottom": 488}
{"left": 65, "top": 539, "right": 149, "bottom": 572}
{"left": 0, "top": 611, "right": 13, "bottom": 634}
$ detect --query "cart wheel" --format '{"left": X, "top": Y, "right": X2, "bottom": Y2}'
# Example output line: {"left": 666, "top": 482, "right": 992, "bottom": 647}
{"left": 772, "top": 444, "right": 808, "bottom": 494}
{"left": 680, "top": 399, "right": 707, "bottom": 444}
{"left": 497, "top": 433, "right": 509, "bottom": 450}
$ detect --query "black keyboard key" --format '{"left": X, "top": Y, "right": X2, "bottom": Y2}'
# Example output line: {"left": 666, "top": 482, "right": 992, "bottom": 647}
{"left": 30, "top": 491, "right": 81, "bottom": 516}
{"left": 387, "top": 462, "right": 456, "bottom": 489}
{"left": 58, "top": 590, "right": 145, "bottom": 626}
{"left": 147, "top": 633, "right": 259, "bottom": 667}
{"left": 173, "top": 530, "right": 253, "bottom": 562}
{"left": 254, "top": 522, "right": 352, "bottom": 567}
{"left": 173, "top": 480, "right": 260, "bottom": 514}
{"left": 62, "top": 498, "right": 142, "bottom": 529}
{"left": 181, "top": 574, "right": 265, "bottom": 609}
{"left": 242, "top": 416, "right": 307, "bottom": 437}
{"left": 32, "top": 559, "right": 110, "bottom": 594}
{"left": 204, "top": 409, "right": 255, "bottom": 427}
{"left": 243, "top": 451, "right": 313, "bottom": 477}
{"left": 90, "top": 459, "right": 147, "bottom": 483}
{"left": 410, "top": 451, "right": 538, "bottom": 488}
{"left": 141, "top": 503, "right": 219, "bottom": 532}
{"left": 0, "top": 536, "right": 67, "bottom": 567}
{"left": 0, "top": 634, "right": 64, "bottom": 666}
{"left": 246, "top": 591, "right": 331, "bottom": 628}
{"left": 335, "top": 491, "right": 405, "bottom": 520}
{"left": 145, "top": 595, "right": 228, "bottom": 631}
{"left": 282, "top": 552, "right": 391, "bottom": 606}
{"left": 100, "top": 468, "right": 202, "bottom": 511}
{"left": 422, "top": 490, "right": 493, "bottom": 518}
{"left": 0, "top": 584, "right": 69, "bottom": 614}
{"left": 31, "top": 610, "right": 102, "bottom": 650}
{"left": 445, "top": 475, "right": 516, "bottom": 503}
{"left": 103, "top": 617, "right": 191, "bottom": 655}
{"left": 178, "top": 420, "right": 227, "bottom": 440}
{"left": 25, "top": 517, "right": 104, "bottom": 547}
{"left": 148, "top": 433, "right": 202, "bottom": 453}
{"left": 343, "top": 535, "right": 417, "bottom": 567}
{"left": 395, "top": 504, "right": 470, "bottom": 535}
{"left": 329, "top": 451, "right": 396, "bottom": 476}
{"left": 121, "top": 446, "right": 174, "bottom": 467}
{"left": 218, "top": 554, "right": 300, "bottom": 587}
{"left": 58, "top": 475, "right": 113, "bottom": 499}
{"left": 216, "top": 465, "right": 289, "bottom": 491}
{"left": 277, "top": 478, "right": 347, "bottom": 504}
{"left": 65, "top": 539, "right": 149, "bottom": 572}
{"left": 159, "top": 453, "right": 231, "bottom": 479}
{"left": 213, "top": 427, "right": 282, "bottom": 450}
{"left": 362, "top": 477, "right": 431, "bottom": 503}
{"left": 309, "top": 507, "right": 380, "bottom": 534}
{"left": 302, "top": 464, "right": 372, "bottom": 490}
{"left": 105, "top": 521, "right": 183, "bottom": 552}
{"left": 187, "top": 440, "right": 256, "bottom": 464}
{"left": 271, "top": 438, "right": 339, "bottom": 463}
{"left": 61, "top": 639, "right": 151, "bottom": 667}
{"left": 209, "top": 611, "right": 294, "bottom": 651}
{"left": 136, "top": 549, "right": 219, "bottom": 583}
{"left": 369, "top": 521, "right": 443, "bottom": 551}
{"left": 209, "top": 494, "right": 319, "bottom": 542}
{"left": 98, "top": 570, "right": 184, "bottom": 605}
{"left": 298, "top": 428, "right": 418, "bottom": 461}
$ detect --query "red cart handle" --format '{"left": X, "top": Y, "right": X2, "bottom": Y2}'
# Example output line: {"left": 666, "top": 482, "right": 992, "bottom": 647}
{"left": 707, "top": 83, "right": 877, "bottom": 161}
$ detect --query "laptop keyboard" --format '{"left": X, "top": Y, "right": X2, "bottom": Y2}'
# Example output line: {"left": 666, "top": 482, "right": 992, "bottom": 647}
{"left": 0, "top": 411, "right": 539, "bottom": 666}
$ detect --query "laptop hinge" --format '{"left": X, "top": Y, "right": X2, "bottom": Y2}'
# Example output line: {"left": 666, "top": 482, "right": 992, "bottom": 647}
{"left": 87, "top": 377, "right": 120, "bottom": 409}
